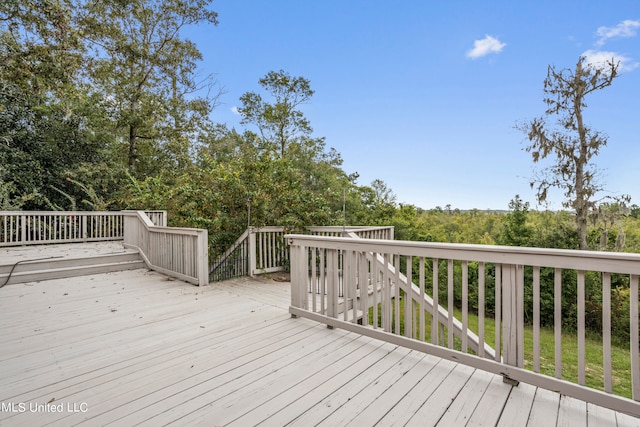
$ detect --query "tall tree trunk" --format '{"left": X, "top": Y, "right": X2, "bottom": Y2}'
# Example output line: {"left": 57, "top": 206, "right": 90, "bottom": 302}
{"left": 574, "top": 62, "right": 588, "bottom": 250}
{"left": 128, "top": 124, "right": 137, "bottom": 172}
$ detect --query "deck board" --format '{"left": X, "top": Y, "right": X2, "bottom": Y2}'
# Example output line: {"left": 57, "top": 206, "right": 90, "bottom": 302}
{"left": 0, "top": 243, "right": 638, "bottom": 426}
{"left": 496, "top": 382, "right": 537, "bottom": 427}
{"left": 527, "top": 387, "right": 561, "bottom": 426}
{"left": 314, "top": 350, "right": 429, "bottom": 426}
{"left": 376, "top": 358, "right": 458, "bottom": 426}
{"left": 466, "top": 374, "right": 514, "bottom": 426}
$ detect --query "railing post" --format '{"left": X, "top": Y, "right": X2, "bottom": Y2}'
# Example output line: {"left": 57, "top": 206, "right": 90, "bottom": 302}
{"left": 327, "top": 249, "right": 338, "bottom": 321}
{"left": 82, "top": 215, "right": 88, "bottom": 242}
{"left": 20, "top": 214, "right": 26, "bottom": 243}
{"left": 248, "top": 227, "right": 257, "bottom": 276}
{"left": 197, "top": 229, "right": 209, "bottom": 286}
{"left": 289, "top": 241, "right": 306, "bottom": 315}
{"left": 501, "top": 263, "right": 523, "bottom": 385}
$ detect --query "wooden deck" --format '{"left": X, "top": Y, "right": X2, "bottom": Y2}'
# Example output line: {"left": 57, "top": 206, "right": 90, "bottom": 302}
{"left": 1, "top": 246, "right": 639, "bottom": 426}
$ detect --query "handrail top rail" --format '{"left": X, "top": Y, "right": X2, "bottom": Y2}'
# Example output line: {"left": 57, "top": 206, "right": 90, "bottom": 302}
{"left": 125, "top": 211, "right": 205, "bottom": 235}
{"left": 305, "top": 225, "right": 394, "bottom": 231}
{"left": 286, "top": 234, "right": 640, "bottom": 274}
{"left": 247, "top": 225, "right": 394, "bottom": 232}
{"left": 0, "top": 210, "right": 125, "bottom": 216}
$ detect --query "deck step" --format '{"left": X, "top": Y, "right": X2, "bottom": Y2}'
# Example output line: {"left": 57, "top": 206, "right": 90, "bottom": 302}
{"left": 0, "top": 252, "right": 146, "bottom": 285}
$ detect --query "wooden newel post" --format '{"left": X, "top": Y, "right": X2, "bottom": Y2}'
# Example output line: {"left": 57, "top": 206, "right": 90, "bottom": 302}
{"left": 501, "top": 263, "right": 524, "bottom": 385}
{"left": 82, "top": 215, "right": 88, "bottom": 242}
{"left": 248, "top": 227, "right": 257, "bottom": 277}
{"left": 20, "top": 214, "right": 26, "bottom": 243}
{"left": 288, "top": 238, "right": 306, "bottom": 317}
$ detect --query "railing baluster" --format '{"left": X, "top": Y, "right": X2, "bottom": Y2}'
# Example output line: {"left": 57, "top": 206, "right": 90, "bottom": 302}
{"left": 330, "top": 249, "right": 339, "bottom": 318}
{"left": 311, "top": 248, "right": 317, "bottom": 314}
{"left": 258, "top": 232, "right": 264, "bottom": 270}
{"left": 343, "top": 250, "right": 350, "bottom": 322}
{"left": 405, "top": 256, "right": 412, "bottom": 338}
{"left": 533, "top": 266, "right": 541, "bottom": 373}
{"left": 478, "top": 262, "right": 485, "bottom": 358}
{"left": 462, "top": 260, "right": 468, "bottom": 353}
{"left": 320, "top": 249, "right": 326, "bottom": 315}
{"left": 372, "top": 251, "right": 379, "bottom": 329}
{"left": 272, "top": 232, "right": 277, "bottom": 269}
{"left": 555, "top": 268, "right": 563, "bottom": 379}
{"left": 603, "top": 272, "right": 612, "bottom": 393}
{"left": 383, "top": 253, "right": 391, "bottom": 332}
{"left": 431, "top": 258, "right": 439, "bottom": 345}
{"left": 495, "top": 264, "right": 502, "bottom": 363}
{"left": 517, "top": 264, "right": 524, "bottom": 368}
{"left": 394, "top": 254, "right": 400, "bottom": 335}
{"left": 350, "top": 250, "right": 358, "bottom": 323}
{"left": 631, "top": 274, "right": 639, "bottom": 401}
{"left": 359, "top": 251, "right": 368, "bottom": 326}
{"left": 447, "top": 259, "right": 454, "bottom": 349}
{"left": 578, "top": 270, "right": 586, "bottom": 385}
{"left": 419, "top": 257, "right": 425, "bottom": 342}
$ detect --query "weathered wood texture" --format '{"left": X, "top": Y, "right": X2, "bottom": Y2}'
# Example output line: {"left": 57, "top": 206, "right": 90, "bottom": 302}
{"left": 0, "top": 268, "right": 637, "bottom": 426}
{"left": 287, "top": 234, "right": 640, "bottom": 416}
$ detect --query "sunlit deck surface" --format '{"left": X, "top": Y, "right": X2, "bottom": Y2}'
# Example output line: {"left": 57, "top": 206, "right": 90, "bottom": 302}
{"left": 0, "top": 240, "right": 136, "bottom": 264}
{"left": 1, "top": 244, "right": 639, "bottom": 426}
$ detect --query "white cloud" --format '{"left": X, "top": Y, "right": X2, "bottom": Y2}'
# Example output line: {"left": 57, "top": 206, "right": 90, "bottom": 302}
{"left": 466, "top": 35, "right": 506, "bottom": 59}
{"left": 582, "top": 49, "right": 640, "bottom": 73}
{"left": 231, "top": 106, "right": 240, "bottom": 115}
{"left": 596, "top": 19, "right": 640, "bottom": 46}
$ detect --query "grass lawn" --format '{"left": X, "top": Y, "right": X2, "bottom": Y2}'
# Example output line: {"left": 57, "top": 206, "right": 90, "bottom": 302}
{"left": 369, "top": 295, "right": 634, "bottom": 399}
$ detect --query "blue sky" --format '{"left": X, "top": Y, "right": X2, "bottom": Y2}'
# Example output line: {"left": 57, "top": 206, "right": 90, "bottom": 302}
{"left": 186, "top": 1, "right": 640, "bottom": 210}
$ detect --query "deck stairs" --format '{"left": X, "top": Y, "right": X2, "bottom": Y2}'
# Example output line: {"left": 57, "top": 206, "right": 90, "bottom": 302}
{"left": 345, "top": 231, "right": 496, "bottom": 359}
{"left": 0, "top": 244, "right": 145, "bottom": 286}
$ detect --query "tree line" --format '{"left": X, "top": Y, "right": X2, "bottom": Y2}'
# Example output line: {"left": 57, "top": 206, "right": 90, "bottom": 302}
{"left": 1, "top": 1, "right": 635, "bottom": 254}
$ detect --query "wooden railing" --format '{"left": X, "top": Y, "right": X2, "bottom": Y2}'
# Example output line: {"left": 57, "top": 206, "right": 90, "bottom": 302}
{"left": 0, "top": 210, "right": 166, "bottom": 246}
{"left": 209, "top": 229, "right": 251, "bottom": 282}
{"left": 287, "top": 234, "right": 640, "bottom": 417}
{"left": 251, "top": 226, "right": 394, "bottom": 275}
{"left": 306, "top": 226, "right": 395, "bottom": 240}
{"left": 210, "top": 226, "right": 395, "bottom": 280}
{"left": 123, "top": 211, "right": 208, "bottom": 286}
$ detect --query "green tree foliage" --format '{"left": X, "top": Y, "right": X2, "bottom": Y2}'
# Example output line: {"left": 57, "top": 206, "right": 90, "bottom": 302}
{"left": 0, "top": 1, "right": 104, "bottom": 209}
{"left": 238, "top": 70, "right": 315, "bottom": 159}
{"left": 81, "top": 0, "right": 219, "bottom": 176}
{"left": 0, "top": 0, "right": 84, "bottom": 96}
{"left": 125, "top": 126, "right": 345, "bottom": 248}
{"left": 521, "top": 56, "right": 625, "bottom": 250}
{"left": 498, "top": 195, "right": 532, "bottom": 246}
{"left": 1, "top": 0, "right": 220, "bottom": 208}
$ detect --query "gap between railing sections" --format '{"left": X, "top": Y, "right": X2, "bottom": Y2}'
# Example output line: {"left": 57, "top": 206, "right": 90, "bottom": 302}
{"left": 287, "top": 234, "right": 640, "bottom": 416}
